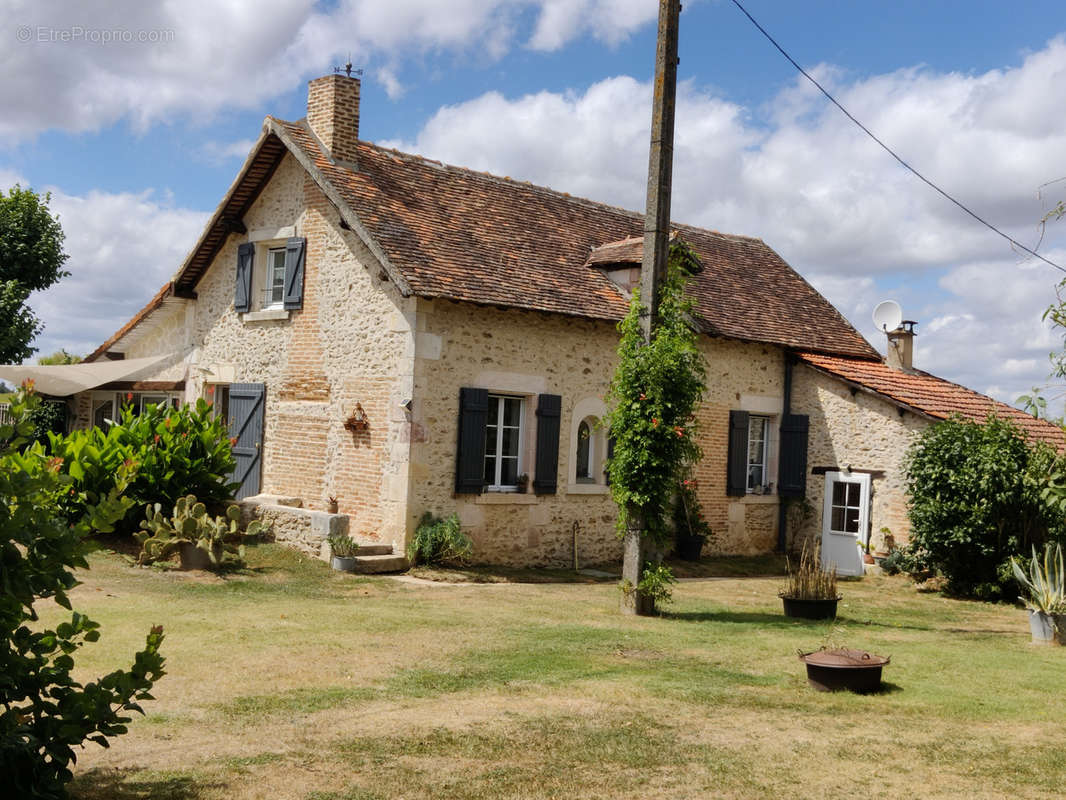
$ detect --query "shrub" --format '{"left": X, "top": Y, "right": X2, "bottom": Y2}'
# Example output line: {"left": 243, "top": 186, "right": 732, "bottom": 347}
{"left": 408, "top": 512, "right": 472, "bottom": 566}
{"left": 0, "top": 387, "right": 165, "bottom": 799}
{"left": 44, "top": 398, "right": 237, "bottom": 535}
{"left": 328, "top": 532, "right": 360, "bottom": 558}
{"left": 135, "top": 495, "right": 264, "bottom": 570}
{"left": 604, "top": 240, "right": 707, "bottom": 543}
{"left": 26, "top": 399, "right": 67, "bottom": 446}
{"left": 878, "top": 548, "right": 910, "bottom": 576}
{"left": 673, "top": 475, "right": 713, "bottom": 542}
{"left": 904, "top": 414, "right": 1066, "bottom": 599}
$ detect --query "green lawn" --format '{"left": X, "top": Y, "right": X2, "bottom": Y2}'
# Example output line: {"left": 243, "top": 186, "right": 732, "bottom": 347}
{"left": 47, "top": 544, "right": 1066, "bottom": 799}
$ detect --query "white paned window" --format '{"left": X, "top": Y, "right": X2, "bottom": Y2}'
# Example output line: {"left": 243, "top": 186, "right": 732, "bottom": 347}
{"left": 483, "top": 394, "right": 524, "bottom": 489}
{"left": 747, "top": 415, "right": 770, "bottom": 492}
{"left": 265, "top": 247, "right": 286, "bottom": 307}
{"left": 90, "top": 392, "right": 182, "bottom": 428}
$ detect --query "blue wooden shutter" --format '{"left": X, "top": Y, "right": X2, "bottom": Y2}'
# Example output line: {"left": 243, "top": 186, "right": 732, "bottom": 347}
{"left": 777, "top": 413, "right": 809, "bottom": 497}
{"left": 455, "top": 388, "right": 488, "bottom": 494}
{"left": 235, "top": 243, "right": 254, "bottom": 313}
{"left": 283, "top": 237, "right": 306, "bottom": 310}
{"left": 727, "top": 410, "right": 749, "bottom": 497}
{"left": 533, "top": 393, "right": 561, "bottom": 495}
{"left": 229, "top": 383, "right": 265, "bottom": 500}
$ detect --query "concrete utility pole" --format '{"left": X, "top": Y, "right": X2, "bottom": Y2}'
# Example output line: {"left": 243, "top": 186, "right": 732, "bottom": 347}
{"left": 623, "top": 0, "right": 681, "bottom": 616}
{"left": 638, "top": 0, "right": 681, "bottom": 340}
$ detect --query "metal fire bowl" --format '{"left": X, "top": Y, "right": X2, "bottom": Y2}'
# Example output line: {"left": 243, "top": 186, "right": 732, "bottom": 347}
{"left": 799, "top": 648, "right": 890, "bottom": 693}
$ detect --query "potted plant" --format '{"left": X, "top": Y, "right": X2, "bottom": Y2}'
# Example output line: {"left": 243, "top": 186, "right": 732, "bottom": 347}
{"left": 136, "top": 495, "right": 264, "bottom": 571}
{"left": 1010, "top": 543, "right": 1066, "bottom": 645}
{"left": 780, "top": 538, "right": 841, "bottom": 620}
{"left": 673, "top": 476, "right": 712, "bottom": 561}
{"left": 515, "top": 474, "right": 529, "bottom": 494}
{"left": 328, "top": 532, "right": 360, "bottom": 572}
{"left": 326, "top": 495, "right": 339, "bottom": 514}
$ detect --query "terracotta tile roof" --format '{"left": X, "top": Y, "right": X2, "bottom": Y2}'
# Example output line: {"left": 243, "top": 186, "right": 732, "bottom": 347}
{"left": 797, "top": 352, "right": 1066, "bottom": 449}
{"left": 585, "top": 235, "right": 645, "bottom": 267}
{"left": 85, "top": 282, "right": 174, "bottom": 363}
{"left": 270, "top": 118, "right": 880, "bottom": 359}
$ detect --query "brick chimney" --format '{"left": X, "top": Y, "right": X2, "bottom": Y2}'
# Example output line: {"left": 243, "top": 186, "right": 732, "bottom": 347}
{"left": 307, "top": 73, "right": 360, "bottom": 166}
{"left": 886, "top": 321, "right": 917, "bottom": 371}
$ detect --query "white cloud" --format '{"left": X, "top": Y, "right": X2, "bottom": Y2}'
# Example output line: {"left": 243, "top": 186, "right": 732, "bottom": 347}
{"left": 199, "top": 138, "right": 258, "bottom": 165}
{"left": 25, "top": 187, "right": 208, "bottom": 361}
{"left": 384, "top": 40, "right": 1066, "bottom": 404}
{"left": 528, "top": 0, "right": 658, "bottom": 51}
{"left": 0, "top": 0, "right": 661, "bottom": 142}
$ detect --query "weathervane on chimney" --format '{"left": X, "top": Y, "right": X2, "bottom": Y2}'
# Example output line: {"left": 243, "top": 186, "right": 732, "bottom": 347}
{"left": 333, "top": 55, "right": 362, "bottom": 79}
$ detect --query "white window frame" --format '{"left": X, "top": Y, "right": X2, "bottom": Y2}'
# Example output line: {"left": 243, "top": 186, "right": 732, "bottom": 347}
{"left": 747, "top": 414, "right": 771, "bottom": 493}
{"left": 89, "top": 391, "right": 183, "bottom": 427}
{"left": 262, "top": 246, "right": 287, "bottom": 309}
{"left": 484, "top": 394, "right": 525, "bottom": 491}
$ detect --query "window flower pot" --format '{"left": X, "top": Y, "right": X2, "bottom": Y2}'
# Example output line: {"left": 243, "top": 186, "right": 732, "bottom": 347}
{"left": 781, "top": 595, "right": 841, "bottom": 620}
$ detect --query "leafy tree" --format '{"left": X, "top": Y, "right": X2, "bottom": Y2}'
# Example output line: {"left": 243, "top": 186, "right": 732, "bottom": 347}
{"left": 0, "top": 385, "right": 165, "bottom": 798}
{"left": 0, "top": 186, "right": 69, "bottom": 363}
{"left": 37, "top": 349, "right": 81, "bottom": 366}
{"left": 904, "top": 414, "right": 1066, "bottom": 599}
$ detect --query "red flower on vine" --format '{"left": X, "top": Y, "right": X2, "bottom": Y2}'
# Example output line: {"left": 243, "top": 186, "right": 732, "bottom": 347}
{"left": 229, "top": 436, "right": 238, "bottom": 447}
{"left": 126, "top": 392, "right": 134, "bottom": 403}
{"left": 652, "top": 418, "right": 659, "bottom": 428}
{"left": 153, "top": 434, "right": 160, "bottom": 444}
{"left": 639, "top": 393, "right": 646, "bottom": 401}
{"left": 21, "top": 378, "right": 35, "bottom": 393}
{"left": 674, "top": 426, "right": 684, "bottom": 438}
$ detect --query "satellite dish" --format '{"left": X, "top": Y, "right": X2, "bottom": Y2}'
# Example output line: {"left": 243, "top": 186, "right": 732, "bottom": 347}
{"left": 872, "top": 300, "right": 903, "bottom": 332}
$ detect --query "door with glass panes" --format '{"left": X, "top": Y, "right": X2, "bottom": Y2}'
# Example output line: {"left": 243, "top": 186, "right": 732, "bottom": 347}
{"left": 820, "top": 471, "right": 869, "bottom": 577}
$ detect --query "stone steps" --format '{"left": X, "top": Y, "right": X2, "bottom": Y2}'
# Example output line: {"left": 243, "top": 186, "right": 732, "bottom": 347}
{"left": 353, "top": 544, "right": 394, "bottom": 556}
{"left": 348, "top": 552, "right": 409, "bottom": 574}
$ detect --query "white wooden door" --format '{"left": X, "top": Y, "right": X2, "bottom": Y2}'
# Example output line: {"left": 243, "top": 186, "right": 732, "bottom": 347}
{"left": 821, "top": 471, "right": 870, "bottom": 577}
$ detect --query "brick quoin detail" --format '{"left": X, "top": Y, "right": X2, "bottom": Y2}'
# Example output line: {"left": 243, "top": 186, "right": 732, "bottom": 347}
{"left": 278, "top": 179, "right": 331, "bottom": 402}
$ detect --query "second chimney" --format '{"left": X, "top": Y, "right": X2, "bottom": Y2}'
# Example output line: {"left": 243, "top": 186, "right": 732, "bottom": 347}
{"left": 886, "top": 321, "right": 917, "bottom": 371}
{"left": 307, "top": 74, "right": 361, "bottom": 166}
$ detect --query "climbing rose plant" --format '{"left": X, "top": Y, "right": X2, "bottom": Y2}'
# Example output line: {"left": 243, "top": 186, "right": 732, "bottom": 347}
{"left": 605, "top": 239, "right": 707, "bottom": 543}
{"left": 0, "top": 385, "right": 166, "bottom": 799}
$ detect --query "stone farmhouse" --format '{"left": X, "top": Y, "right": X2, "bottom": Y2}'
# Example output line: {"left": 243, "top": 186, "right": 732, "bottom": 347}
{"left": 9, "top": 72, "right": 1063, "bottom": 573}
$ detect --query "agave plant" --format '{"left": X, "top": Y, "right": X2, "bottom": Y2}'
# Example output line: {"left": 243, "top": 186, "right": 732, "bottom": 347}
{"left": 1011, "top": 543, "right": 1066, "bottom": 616}
{"left": 136, "top": 494, "right": 265, "bottom": 568}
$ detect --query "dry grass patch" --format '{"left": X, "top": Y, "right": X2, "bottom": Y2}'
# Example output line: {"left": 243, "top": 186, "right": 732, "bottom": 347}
{"left": 46, "top": 543, "right": 1066, "bottom": 800}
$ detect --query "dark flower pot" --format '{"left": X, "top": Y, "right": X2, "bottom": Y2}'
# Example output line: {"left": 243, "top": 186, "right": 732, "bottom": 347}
{"left": 675, "top": 534, "right": 706, "bottom": 562}
{"left": 799, "top": 648, "right": 890, "bottom": 693}
{"left": 781, "top": 595, "right": 841, "bottom": 620}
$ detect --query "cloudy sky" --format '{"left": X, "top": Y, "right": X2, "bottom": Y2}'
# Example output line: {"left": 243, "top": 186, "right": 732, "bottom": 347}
{"left": 3, "top": 0, "right": 1066, "bottom": 410}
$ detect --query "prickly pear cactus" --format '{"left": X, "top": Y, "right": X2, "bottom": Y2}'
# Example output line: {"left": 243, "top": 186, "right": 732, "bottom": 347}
{"left": 135, "top": 494, "right": 270, "bottom": 570}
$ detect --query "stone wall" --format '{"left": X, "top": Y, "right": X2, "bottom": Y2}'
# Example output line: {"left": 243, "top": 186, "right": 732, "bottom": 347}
{"left": 408, "top": 299, "right": 790, "bottom": 566}
{"left": 791, "top": 363, "right": 929, "bottom": 551}
{"left": 120, "top": 152, "right": 415, "bottom": 551}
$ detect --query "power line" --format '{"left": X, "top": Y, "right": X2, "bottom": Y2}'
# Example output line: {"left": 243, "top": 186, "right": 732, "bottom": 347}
{"left": 729, "top": 0, "right": 1066, "bottom": 274}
